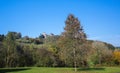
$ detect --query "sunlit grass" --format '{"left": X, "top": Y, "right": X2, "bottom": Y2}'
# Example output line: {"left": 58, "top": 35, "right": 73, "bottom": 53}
{"left": 0, "top": 67, "right": 120, "bottom": 73}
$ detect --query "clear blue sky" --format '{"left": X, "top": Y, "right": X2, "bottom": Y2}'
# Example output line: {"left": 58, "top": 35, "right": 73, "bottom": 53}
{"left": 0, "top": 0, "right": 120, "bottom": 46}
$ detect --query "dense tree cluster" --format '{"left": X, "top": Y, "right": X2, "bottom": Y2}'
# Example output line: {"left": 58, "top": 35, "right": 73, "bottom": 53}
{"left": 0, "top": 14, "right": 119, "bottom": 69}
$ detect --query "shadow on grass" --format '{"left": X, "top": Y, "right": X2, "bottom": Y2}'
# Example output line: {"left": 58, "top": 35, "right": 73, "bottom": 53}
{"left": 77, "top": 67, "right": 105, "bottom": 71}
{"left": 0, "top": 68, "right": 31, "bottom": 73}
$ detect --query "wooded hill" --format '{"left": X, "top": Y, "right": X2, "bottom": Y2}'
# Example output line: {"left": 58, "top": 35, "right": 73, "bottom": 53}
{"left": 0, "top": 14, "right": 119, "bottom": 70}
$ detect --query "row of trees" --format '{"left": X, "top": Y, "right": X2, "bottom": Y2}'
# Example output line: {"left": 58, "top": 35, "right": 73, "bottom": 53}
{"left": 0, "top": 14, "right": 120, "bottom": 71}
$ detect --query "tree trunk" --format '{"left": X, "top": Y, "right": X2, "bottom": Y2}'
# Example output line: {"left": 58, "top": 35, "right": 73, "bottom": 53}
{"left": 73, "top": 48, "right": 77, "bottom": 72}
{"left": 74, "top": 60, "right": 77, "bottom": 72}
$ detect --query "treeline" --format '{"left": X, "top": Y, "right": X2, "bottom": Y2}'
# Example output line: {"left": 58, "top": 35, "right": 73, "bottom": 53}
{"left": 0, "top": 14, "right": 120, "bottom": 68}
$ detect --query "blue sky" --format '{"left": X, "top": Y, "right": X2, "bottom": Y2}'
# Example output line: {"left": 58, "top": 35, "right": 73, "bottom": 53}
{"left": 0, "top": 0, "right": 120, "bottom": 46}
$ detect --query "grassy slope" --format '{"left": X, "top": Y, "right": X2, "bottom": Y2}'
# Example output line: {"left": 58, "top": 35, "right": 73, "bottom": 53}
{"left": 0, "top": 67, "right": 120, "bottom": 73}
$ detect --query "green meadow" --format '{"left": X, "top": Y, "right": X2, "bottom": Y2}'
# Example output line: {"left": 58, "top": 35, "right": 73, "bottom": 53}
{"left": 0, "top": 67, "right": 120, "bottom": 73}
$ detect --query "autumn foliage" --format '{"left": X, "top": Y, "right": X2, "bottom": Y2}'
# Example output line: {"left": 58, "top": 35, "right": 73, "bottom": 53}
{"left": 113, "top": 49, "right": 120, "bottom": 65}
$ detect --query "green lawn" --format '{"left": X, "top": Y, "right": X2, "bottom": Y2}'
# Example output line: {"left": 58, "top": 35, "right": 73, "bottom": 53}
{"left": 0, "top": 67, "right": 120, "bottom": 73}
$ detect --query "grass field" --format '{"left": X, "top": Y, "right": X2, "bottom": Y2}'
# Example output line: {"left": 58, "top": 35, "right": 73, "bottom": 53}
{"left": 0, "top": 67, "right": 120, "bottom": 73}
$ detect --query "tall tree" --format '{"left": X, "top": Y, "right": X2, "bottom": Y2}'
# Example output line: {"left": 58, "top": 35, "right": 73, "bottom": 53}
{"left": 58, "top": 14, "right": 87, "bottom": 72}
{"left": 3, "top": 32, "right": 18, "bottom": 67}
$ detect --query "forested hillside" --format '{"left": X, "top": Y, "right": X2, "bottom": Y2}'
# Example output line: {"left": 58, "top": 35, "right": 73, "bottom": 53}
{"left": 0, "top": 14, "right": 119, "bottom": 69}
